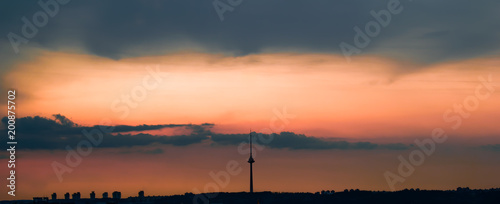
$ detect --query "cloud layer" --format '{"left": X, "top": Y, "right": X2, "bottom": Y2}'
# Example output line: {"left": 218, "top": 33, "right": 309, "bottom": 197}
{"left": 1, "top": 0, "right": 499, "bottom": 65}
{"left": 212, "top": 132, "right": 408, "bottom": 150}
{"left": 1, "top": 115, "right": 409, "bottom": 151}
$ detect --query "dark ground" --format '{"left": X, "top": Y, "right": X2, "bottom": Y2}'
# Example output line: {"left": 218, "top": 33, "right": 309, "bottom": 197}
{"left": 4, "top": 188, "right": 500, "bottom": 204}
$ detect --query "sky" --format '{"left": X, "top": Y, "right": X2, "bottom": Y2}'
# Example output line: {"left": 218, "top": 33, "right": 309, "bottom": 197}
{"left": 1, "top": 0, "right": 500, "bottom": 201}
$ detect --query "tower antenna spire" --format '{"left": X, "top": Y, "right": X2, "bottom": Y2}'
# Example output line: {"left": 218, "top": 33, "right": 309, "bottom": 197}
{"left": 250, "top": 130, "right": 253, "bottom": 156}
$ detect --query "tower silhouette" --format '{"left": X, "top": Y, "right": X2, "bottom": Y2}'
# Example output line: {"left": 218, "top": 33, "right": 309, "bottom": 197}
{"left": 248, "top": 131, "right": 255, "bottom": 193}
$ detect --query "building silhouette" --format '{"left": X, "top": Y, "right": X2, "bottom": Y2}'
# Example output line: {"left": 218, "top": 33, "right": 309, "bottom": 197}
{"left": 90, "top": 191, "right": 95, "bottom": 200}
{"left": 112, "top": 191, "right": 121, "bottom": 200}
{"left": 102, "top": 192, "right": 108, "bottom": 199}
{"left": 51, "top": 193, "right": 57, "bottom": 200}
{"left": 71, "top": 192, "right": 80, "bottom": 200}
{"left": 64, "top": 192, "right": 70, "bottom": 200}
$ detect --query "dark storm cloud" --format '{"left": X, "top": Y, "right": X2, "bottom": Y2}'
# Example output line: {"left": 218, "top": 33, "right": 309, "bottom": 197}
{"left": 211, "top": 132, "right": 408, "bottom": 150}
{"left": 119, "top": 148, "right": 164, "bottom": 155}
{"left": 1, "top": 115, "right": 409, "bottom": 151}
{"left": 0, "top": 115, "right": 213, "bottom": 149}
{"left": 0, "top": 114, "right": 201, "bottom": 135}
{"left": 0, "top": 0, "right": 499, "bottom": 66}
{"left": 52, "top": 114, "right": 77, "bottom": 127}
{"left": 481, "top": 144, "right": 500, "bottom": 151}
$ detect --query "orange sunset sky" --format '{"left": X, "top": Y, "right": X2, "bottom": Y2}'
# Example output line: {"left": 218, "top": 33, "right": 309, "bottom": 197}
{"left": 1, "top": 0, "right": 500, "bottom": 201}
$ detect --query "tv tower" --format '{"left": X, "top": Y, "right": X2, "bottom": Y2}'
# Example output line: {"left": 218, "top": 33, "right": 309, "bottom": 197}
{"left": 248, "top": 131, "right": 255, "bottom": 193}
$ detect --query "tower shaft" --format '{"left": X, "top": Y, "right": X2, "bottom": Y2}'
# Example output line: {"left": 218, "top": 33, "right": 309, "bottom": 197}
{"left": 248, "top": 131, "right": 255, "bottom": 193}
{"left": 250, "top": 163, "right": 253, "bottom": 193}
